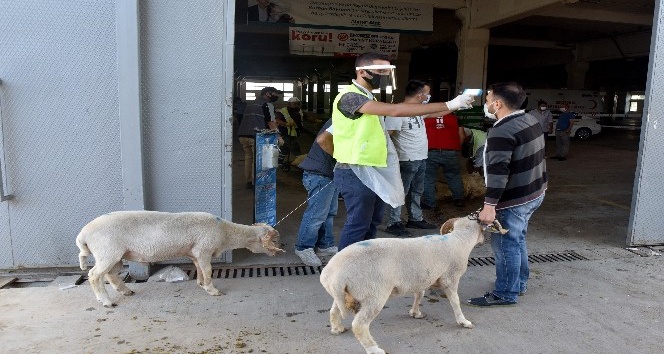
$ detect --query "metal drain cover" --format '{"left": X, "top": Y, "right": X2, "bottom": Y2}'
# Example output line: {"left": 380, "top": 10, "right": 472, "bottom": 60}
{"left": 186, "top": 251, "right": 589, "bottom": 279}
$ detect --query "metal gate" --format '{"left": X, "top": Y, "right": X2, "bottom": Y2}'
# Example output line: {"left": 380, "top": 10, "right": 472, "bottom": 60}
{"left": 0, "top": 0, "right": 234, "bottom": 268}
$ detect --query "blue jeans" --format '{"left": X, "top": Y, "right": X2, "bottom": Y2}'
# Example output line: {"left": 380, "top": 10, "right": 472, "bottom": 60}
{"left": 334, "top": 168, "right": 385, "bottom": 251}
{"left": 295, "top": 172, "right": 339, "bottom": 251}
{"left": 491, "top": 194, "right": 544, "bottom": 302}
{"left": 387, "top": 160, "right": 425, "bottom": 225}
{"left": 423, "top": 150, "right": 464, "bottom": 206}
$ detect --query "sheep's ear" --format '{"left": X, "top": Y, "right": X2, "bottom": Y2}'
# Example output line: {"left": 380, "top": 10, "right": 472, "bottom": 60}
{"left": 440, "top": 218, "right": 458, "bottom": 234}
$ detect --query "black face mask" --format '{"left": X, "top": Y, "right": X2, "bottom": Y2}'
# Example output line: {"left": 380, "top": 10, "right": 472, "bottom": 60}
{"left": 268, "top": 95, "right": 279, "bottom": 102}
{"left": 363, "top": 70, "right": 385, "bottom": 89}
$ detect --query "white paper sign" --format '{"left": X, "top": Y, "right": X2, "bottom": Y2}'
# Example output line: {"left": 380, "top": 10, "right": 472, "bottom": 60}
{"left": 289, "top": 27, "right": 399, "bottom": 59}
{"left": 248, "top": 0, "right": 432, "bottom": 32}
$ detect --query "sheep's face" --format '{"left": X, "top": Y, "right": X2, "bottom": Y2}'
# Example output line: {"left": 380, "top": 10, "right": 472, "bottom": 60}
{"left": 260, "top": 227, "right": 284, "bottom": 256}
{"left": 444, "top": 218, "right": 485, "bottom": 246}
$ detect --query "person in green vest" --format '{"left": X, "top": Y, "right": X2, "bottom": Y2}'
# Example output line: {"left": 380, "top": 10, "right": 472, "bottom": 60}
{"left": 276, "top": 97, "right": 304, "bottom": 160}
{"left": 463, "top": 127, "right": 488, "bottom": 174}
{"left": 332, "top": 52, "right": 476, "bottom": 250}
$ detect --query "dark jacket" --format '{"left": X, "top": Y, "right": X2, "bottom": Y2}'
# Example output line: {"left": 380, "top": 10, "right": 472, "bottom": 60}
{"left": 298, "top": 119, "right": 336, "bottom": 178}
{"left": 237, "top": 97, "right": 273, "bottom": 138}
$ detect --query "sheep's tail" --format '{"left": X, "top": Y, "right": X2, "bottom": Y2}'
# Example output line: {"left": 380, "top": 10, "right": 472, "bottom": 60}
{"left": 331, "top": 283, "right": 359, "bottom": 318}
{"left": 75, "top": 234, "right": 91, "bottom": 270}
{"left": 343, "top": 286, "right": 361, "bottom": 315}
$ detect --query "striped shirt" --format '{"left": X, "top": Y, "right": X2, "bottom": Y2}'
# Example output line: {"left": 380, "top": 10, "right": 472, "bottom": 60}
{"left": 483, "top": 110, "right": 547, "bottom": 209}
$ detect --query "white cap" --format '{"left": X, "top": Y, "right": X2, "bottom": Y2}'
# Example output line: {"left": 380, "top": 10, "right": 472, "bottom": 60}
{"left": 288, "top": 97, "right": 301, "bottom": 102}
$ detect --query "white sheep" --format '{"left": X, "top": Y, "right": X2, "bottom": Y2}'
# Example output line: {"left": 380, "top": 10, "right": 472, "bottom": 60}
{"left": 76, "top": 211, "right": 283, "bottom": 307}
{"left": 319, "top": 217, "right": 484, "bottom": 354}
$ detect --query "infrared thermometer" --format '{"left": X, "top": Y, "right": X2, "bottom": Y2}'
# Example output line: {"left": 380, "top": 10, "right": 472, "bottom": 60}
{"left": 462, "top": 88, "right": 483, "bottom": 96}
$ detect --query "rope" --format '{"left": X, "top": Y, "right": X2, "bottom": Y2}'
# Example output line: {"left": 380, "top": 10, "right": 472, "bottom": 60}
{"left": 467, "top": 207, "right": 509, "bottom": 234}
{"left": 273, "top": 178, "right": 335, "bottom": 228}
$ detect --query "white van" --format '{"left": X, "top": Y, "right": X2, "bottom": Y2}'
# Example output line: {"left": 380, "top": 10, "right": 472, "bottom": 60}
{"left": 549, "top": 110, "right": 602, "bottom": 140}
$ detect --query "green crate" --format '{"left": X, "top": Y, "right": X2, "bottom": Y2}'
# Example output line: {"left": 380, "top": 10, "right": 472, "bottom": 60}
{"left": 455, "top": 106, "right": 487, "bottom": 130}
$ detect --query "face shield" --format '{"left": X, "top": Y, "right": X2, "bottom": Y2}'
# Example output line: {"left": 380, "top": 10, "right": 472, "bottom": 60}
{"left": 356, "top": 64, "right": 397, "bottom": 90}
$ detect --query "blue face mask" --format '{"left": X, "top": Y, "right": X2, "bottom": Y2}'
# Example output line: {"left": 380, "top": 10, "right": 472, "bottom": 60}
{"left": 421, "top": 94, "right": 431, "bottom": 104}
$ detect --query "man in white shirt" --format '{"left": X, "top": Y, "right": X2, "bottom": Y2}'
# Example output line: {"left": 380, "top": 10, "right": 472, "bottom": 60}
{"left": 384, "top": 80, "right": 439, "bottom": 236}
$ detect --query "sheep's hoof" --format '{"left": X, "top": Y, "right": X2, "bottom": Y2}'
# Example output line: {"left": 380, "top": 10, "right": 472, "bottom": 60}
{"left": 365, "top": 346, "right": 386, "bottom": 354}
{"left": 408, "top": 309, "right": 427, "bottom": 319}
{"left": 121, "top": 290, "right": 135, "bottom": 296}
{"left": 102, "top": 302, "right": 117, "bottom": 308}
{"left": 205, "top": 288, "right": 224, "bottom": 296}
{"left": 331, "top": 326, "right": 347, "bottom": 334}
{"left": 460, "top": 320, "right": 474, "bottom": 329}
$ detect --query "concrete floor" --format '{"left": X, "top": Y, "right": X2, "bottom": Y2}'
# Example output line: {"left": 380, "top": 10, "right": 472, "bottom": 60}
{"left": 232, "top": 127, "right": 647, "bottom": 266}
{"left": 2, "top": 127, "right": 662, "bottom": 354}
{"left": 0, "top": 243, "right": 662, "bottom": 353}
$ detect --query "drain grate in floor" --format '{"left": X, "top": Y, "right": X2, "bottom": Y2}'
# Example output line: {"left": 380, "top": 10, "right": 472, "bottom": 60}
{"left": 470, "top": 251, "right": 588, "bottom": 267}
{"left": 185, "top": 265, "right": 323, "bottom": 279}
{"left": 187, "top": 251, "right": 589, "bottom": 279}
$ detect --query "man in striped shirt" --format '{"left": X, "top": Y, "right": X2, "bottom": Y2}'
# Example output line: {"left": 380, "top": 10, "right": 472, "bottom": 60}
{"left": 468, "top": 82, "right": 547, "bottom": 307}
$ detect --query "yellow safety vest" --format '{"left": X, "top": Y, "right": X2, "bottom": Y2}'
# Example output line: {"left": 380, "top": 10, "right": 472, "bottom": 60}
{"left": 279, "top": 107, "right": 301, "bottom": 137}
{"left": 332, "top": 84, "right": 387, "bottom": 167}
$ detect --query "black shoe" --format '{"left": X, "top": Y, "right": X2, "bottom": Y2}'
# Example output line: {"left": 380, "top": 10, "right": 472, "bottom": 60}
{"left": 453, "top": 199, "right": 465, "bottom": 207}
{"left": 405, "top": 219, "right": 437, "bottom": 229}
{"left": 420, "top": 203, "right": 433, "bottom": 210}
{"left": 385, "top": 223, "right": 412, "bottom": 237}
{"left": 558, "top": 157, "right": 567, "bottom": 161}
{"left": 467, "top": 292, "right": 516, "bottom": 307}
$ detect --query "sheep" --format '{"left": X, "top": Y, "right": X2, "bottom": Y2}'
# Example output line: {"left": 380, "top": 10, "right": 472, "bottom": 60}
{"left": 319, "top": 217, "right": 484, "bottom": 354}
{"left": 76, "top": 211, "right": 283, "bottom": 307}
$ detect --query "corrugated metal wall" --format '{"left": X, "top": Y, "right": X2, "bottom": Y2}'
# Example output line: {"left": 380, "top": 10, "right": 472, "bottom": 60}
{"left": 0, "top": 0, "right": 234, "bottom": 268}
{"left": 0, "top": 0, "right": 123, "bottom": 267}
{"left": 628, "top": 0, "right": 664, "bottom": 246}
{"left": 140, "top": 0, "right": 226, "bottom": 215}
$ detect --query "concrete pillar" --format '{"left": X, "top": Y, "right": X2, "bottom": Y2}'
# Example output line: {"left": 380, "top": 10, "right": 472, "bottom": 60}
{"left": 455, "top": 26, "right": 490, "bottom": 96}
{"left": 117, "top": 0, "right": 149, "bottom": 280}
{"left": 393, "top": 52, "right": 411, "bottom": 103}
{"left": 316, "top": 76, "right": 325, "bottom": 114}
{"left": 329, "top": 68, "right": 339, "bottom": 112}
{"left": 307, "top": 79, "right": 314, "bottom": 112}
{"left": 301, "top": 81, "right": 308, "bottom": 110}
{"left": 430, "top": 77, "right": 442, "bottom": 102}
{"left": 565, "top": 60, "right": 589, "bottom": 89}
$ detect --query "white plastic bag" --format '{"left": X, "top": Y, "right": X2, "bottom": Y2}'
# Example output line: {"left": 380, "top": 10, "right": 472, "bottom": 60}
{"left": 261, "top": 144, "right": 280, "bottom": 170}
{"left": 350, "top": 131, "right": 404, "bottom": 208}
{"left": 147, "top": 265, "right": 189, "bottom": 283}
